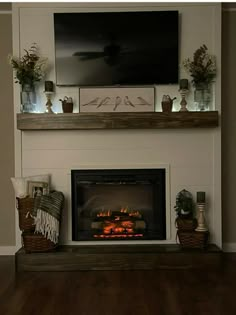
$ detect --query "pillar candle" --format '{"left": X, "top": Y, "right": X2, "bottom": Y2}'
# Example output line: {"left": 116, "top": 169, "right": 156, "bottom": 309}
{"left": 179, "top": 79, "right": 189, "bottom": 90}
{"left": 197, "top": 191, "right": 205, "bottom": 203}
{"left": 45, "top": 81, "right": 54, "bottom": 92}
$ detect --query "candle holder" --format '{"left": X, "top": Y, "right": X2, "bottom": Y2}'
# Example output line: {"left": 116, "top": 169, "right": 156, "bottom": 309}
{"left": 179, "top": 88, "right": 189, "bottom": 112}
{"left": 195, "top": 202, "right": 208, "bottom": 232}
{"left": 44, "top": 91, "right": 54, "bottom": 113}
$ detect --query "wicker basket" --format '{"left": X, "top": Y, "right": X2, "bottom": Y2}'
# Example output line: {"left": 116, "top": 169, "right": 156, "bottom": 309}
{"left": 22, "top": 232, "right": 57, "bottom": 253}
{"left": 177, "top": 230, "right": 209, "bottom": 249}
{"left": 175, "top": 218, "right": 197, "bottom": 231}
{"left": 16, "top": 197, "right": 35, "bottom": 232}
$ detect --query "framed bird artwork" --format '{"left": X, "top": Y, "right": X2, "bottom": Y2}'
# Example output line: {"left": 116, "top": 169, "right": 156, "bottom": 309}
{"left": 79, "top": 87, "right": 155, "bottom": 112}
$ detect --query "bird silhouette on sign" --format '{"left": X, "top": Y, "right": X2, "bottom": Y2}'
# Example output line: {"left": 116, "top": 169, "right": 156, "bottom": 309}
{"left": 124, "top": 96, "right": 135, "bottom": 107}
{"left": 82, "top": 97, "right": 99, "bottom": 106}
{"left": 113, "top": 96, "right": 122, "bottom": 111}
{"left": 137, "top": 96, "right": 151, "bottom": 106}
{"left": 97, "top": 97, "right": 111, "bottom": 108}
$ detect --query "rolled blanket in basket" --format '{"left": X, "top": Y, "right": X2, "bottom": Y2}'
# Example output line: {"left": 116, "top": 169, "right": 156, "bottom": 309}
{"left": 32, "top": 191, "right": 64, "bottom": 244}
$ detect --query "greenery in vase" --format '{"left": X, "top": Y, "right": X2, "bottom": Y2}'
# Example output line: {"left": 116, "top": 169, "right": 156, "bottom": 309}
{"left": 8, "top": 43, "right": 47, "bottom": 86}
{"left": 174, "top": 189, "right": 194, "bottom": 219}
{"left": 182, "top": 44, "right": 216, "bottom": 87}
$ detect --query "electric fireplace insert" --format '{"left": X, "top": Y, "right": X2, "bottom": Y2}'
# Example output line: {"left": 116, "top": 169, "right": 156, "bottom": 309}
{"left": 71, "top": 169, "right": 166, "bottom": 241}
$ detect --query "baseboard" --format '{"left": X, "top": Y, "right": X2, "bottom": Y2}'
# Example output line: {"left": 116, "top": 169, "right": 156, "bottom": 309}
{"left": 0, "top": 246, "right": 16, "bottom": 255}
{"left": 222, "top": 243, "right": 236, "bottom": 252}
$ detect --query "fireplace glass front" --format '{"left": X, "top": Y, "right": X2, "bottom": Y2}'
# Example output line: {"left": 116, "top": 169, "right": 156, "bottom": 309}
{"left": 71, "top": 169, "right": 166, "bottom": 241}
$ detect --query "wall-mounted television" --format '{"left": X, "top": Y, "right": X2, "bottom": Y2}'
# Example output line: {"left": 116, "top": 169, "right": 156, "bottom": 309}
{"left": 54, "top": 11, "right": 179, "bottom": 86}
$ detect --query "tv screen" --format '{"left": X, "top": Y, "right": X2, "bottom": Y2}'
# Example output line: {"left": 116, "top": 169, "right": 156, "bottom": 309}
{"left": 54, "top": 11, "right": 179, "bottom": 86}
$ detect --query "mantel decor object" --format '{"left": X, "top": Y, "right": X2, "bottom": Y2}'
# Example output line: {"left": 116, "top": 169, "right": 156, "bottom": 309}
{"left": 195, "top": 191, "right": 208, "bottom": 232}
{"left": 179, "top": 79, "right": 189, "bottom": 112}
{"left": 59, "top": 96, "right": 73, "bottom": 113}
{"left": 194, "top": 83, "right": 211, "bottom": 111}
{"left": 44, "top": 81, "right": 54, "bottom": 113}
{"left": 21, "top": 83, "right": 36, "bottom": 113}
{"left": 161, "top": 95, "right": 176, "bottom": 113}
{"left": 79, "top": 87, "right": 155, "bottom": 112}
{"left": 8, "top": 43, "right": 47, "bottom": 113}
{"left": 182, "top": 45, "right": 216, "bottom": 112}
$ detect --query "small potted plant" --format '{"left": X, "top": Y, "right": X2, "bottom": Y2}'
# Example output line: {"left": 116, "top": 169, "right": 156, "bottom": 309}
{"left": 174, "top": 189, "right": 197, "bottom": 230}
{"left": 8, "top": 43, "right": 47, "bottom": 113}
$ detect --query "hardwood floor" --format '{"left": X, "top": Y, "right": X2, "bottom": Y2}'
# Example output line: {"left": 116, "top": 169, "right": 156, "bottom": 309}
{"left": 0, "top": 254, "right": 236, "bottom": 315}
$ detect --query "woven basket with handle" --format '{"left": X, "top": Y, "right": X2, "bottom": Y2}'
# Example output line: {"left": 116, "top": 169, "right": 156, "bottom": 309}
{"left": 17, "top": 197, "right": 59, "bottom": 253}
{"left": 177, "top": 230, "right": 209, "bottom": 249}
{"left": 175, "top": 218, "right": 197, "bottom": 231}
{"left": 16, "top": 197, "right": 35, "bottom": 232}
{"left": 22, "top": 232, "right": 57, "bottom": 253}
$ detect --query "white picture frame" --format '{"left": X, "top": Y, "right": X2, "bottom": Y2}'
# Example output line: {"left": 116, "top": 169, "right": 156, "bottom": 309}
{"left": 79, "top": 87, "right": 155, "bottom": 112}
{"left": 27, "top": 181, "right": 49, "bottom": 198}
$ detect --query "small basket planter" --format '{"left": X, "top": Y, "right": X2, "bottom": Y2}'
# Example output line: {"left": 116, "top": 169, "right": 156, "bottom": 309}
{"left": 177, "top": 230, "right": 209, "bottom": 249}
{"left": 16, "top": 197, "right": 35, "bottom": 232}
{"left": 22, "top": 232, "right": 58, "bottom": 253}
{"left": 175, "top": 218, "right": 197, "bottom": 231}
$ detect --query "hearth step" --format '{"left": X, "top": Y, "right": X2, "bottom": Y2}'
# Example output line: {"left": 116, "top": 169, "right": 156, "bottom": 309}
{"left": 15, "top": 244, "right": 222, "bottom": 272}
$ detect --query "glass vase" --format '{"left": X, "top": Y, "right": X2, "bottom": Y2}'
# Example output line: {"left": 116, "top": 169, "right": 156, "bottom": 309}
{"left": 194, "top": 83, "right": 211, "bottom": 111}
{"left": 21, "top": 83, "right": 36, "bottom": 113}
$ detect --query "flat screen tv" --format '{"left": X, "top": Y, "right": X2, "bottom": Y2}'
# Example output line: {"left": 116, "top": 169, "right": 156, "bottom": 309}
{"left": 54, "top": 11, "right": 179, "bottom": 86}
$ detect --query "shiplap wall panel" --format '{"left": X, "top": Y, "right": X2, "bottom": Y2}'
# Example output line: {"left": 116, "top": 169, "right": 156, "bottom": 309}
{"left": 22, "top": 130, "right": 214, "bottom": 150}
{"left": 22, "top": 148, "right": 212, "bottom": 169}
{"left": 18, "top": 4, "right": 218, "bottom": 113}
{"left": 171, "top": 167, "right": 213, "bottom": 186}
{"left": 14, "top": 2, "right": 221, "bottom": 246}
{"left": 22, "top": 166, "right": 213, "bottom": 187}
{"left": 22, "top": 129, "right": 214, "bottom": 244}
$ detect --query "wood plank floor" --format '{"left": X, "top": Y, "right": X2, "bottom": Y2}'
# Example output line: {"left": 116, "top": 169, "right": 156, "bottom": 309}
{"left": 1, "top": 254, "right": 236, "bottom": 315}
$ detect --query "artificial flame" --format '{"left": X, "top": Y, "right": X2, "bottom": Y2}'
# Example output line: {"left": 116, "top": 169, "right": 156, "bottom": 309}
{"left": 103, "top": 220, "right": 134, "bottom": 235}
{"left": 97, "top": 209, "right": 112, "bottom": 217}
{"left": 94, "top": 234, "right": 143, "bottom": 239}
{"left": 129, "top": 210, "right": 142, "bottom": 218}
{"left": 93, "top": 206, "right": 145, "bottom": 239}
{"left": 96, "top": 207, "right": 142, "bottom": 218}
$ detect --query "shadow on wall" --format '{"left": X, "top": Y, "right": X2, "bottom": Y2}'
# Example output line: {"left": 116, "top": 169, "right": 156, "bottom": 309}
{"left": 0, "top": 11, "right": 15, "bottom": 246}
{"left": 222, "top": 10, "right": 236, "bottom": 245}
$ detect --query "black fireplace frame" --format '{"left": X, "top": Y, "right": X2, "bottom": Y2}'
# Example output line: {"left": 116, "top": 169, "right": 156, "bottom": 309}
{"left": 71, "top": 169, "right": 166, "bottom": 241}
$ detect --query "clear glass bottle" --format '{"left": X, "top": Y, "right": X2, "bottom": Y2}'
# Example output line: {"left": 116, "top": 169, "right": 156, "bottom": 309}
{"left": 194, "top": 83, "right": 211, "bottom": 111}
{"left": 21, "top": 83, "right": 36, "bottom": 113}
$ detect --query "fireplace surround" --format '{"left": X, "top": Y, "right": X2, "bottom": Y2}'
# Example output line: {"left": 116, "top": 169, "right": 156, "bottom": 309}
{"left": 11, "top": 3, "right": 222, "bottom": 252}
{"left": 71, "top": 169, "right": 166, "bottom": 241}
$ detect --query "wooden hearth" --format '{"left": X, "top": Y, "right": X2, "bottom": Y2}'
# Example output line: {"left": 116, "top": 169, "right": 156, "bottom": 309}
{"left": 15, "top": 244, "right": 222, "bottom": 271}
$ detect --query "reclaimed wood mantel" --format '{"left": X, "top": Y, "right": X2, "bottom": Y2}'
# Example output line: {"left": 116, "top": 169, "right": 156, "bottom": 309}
{"left": 17, "top": 111, "right": 219, "bottom": 130}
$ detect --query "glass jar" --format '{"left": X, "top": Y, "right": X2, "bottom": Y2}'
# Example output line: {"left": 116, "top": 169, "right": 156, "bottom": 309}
{"left": 21, "top": 83, "right": 36, "bottom": 113}
{"left": 194, "top": 83, "right": 211, "bottom": 111}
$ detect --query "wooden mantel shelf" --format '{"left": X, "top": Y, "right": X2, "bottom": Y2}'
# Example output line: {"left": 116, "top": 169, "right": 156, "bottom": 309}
{"left": 17, "top": 111, "right": 219, "bottom": 130}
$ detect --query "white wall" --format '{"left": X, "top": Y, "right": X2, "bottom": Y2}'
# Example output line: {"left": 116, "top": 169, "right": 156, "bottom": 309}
{"left": 12, "top": 3, "right": 222, "bottom": 248}
{"left": 21, "top": 129, "right": 219, "bottom": 247}
{"left": 16, "top": 3, "right": 221, "bottom": 114}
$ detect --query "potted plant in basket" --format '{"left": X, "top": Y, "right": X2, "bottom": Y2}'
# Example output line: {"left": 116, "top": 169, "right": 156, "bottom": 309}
{"left": 174, "top": 189, "right": 197, "bottom": 230}
{"left": 182, "top": 44, "right": 217, "bottom": 111}
{"left": 8, "top": 43, "right": 47, "bottom": 113}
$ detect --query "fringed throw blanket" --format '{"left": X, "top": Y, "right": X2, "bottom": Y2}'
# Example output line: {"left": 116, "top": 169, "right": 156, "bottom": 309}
{"left": 33, "top": 191, "right": 64, "bottom": 244}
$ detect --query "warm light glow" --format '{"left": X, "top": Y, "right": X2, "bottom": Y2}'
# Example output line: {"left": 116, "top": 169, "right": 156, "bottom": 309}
{"left": 93, "top": 206, "right": 145, "bottom": 239}
{"left": 94, "top": 234, "right": 143, "bottom": 239}
{"left": 97, "top": 209, "right": 112, "bottom": 217}
{"left": 129, "top": 210, "right": 142, "bottom": 218}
